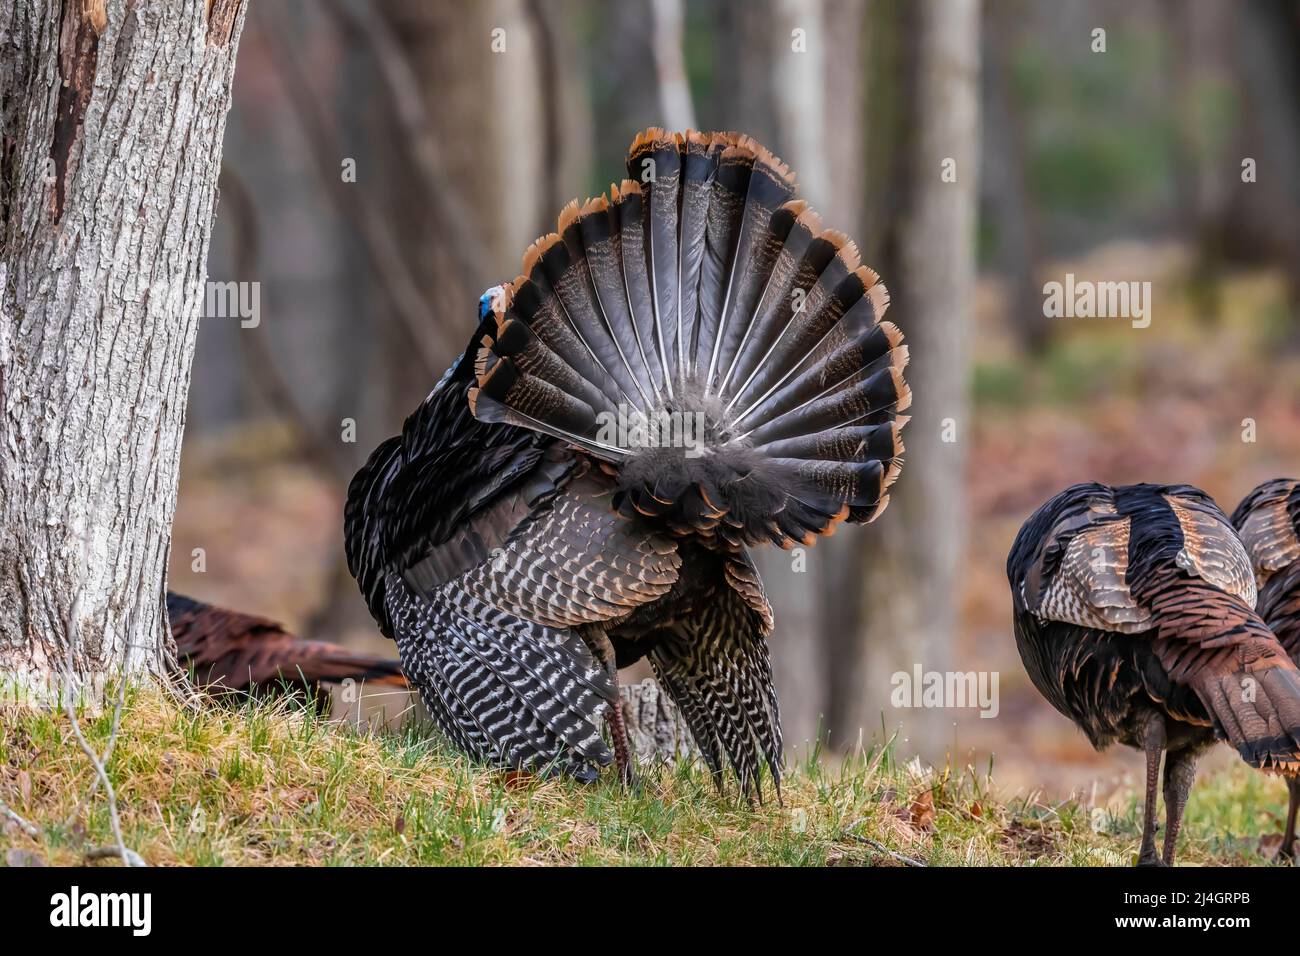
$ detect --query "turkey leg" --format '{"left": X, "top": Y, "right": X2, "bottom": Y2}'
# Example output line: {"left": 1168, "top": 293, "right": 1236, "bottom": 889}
{"left": 1282, "top": 777, "right": 1300, "bottom": 862}
{"left": 586, "top": 627, "right": 634, "bottom": 785}
{"left": 1136, "top": 713, "right": 1166, "bottom": 867}
{"left": 1161, "top": 746, "right": 1199, "bottom": 866}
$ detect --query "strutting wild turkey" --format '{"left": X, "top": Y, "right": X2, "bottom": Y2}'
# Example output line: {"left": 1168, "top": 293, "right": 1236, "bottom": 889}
{"left": 1007, "top": 482, "right": 1300, "bottom": 865}
{"left": 345, "top": 129, "right": 908, "bottom": 797}
{"left": 1232, "top": 478, "right": 1300, "bottom": 859}
{"left": 168, "top": 592, "right": 407, "bottom": 707}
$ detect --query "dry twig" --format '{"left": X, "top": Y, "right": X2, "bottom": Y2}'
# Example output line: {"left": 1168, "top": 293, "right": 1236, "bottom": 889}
{"left": 0, "top": 800, "right": 40, "bottom": 839}
{"left": 62, "top": 595, "right": 147, "bottom": 867}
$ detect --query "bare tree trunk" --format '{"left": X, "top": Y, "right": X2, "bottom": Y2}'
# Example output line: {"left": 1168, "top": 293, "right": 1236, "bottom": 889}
{"left": 0, "top": 0, "right": 247, "bottom": 704}
{"left": 1166, "top": 0, "right": 1235, "bottom": 326}
{"left": 648, "top": 0, "right": 696, "bottom": 131}
{"left": 820, "top": 0, "right": 865, "bottom": 234}
{"left": 816, "top": 0, "right": 870, "bottom": 750}
{"left": 858, "top": 0, "right": 981, "bottom": 757}
{"left": 1236, "top": 0, "right": 1300, "bottom": 331}
{"left": 770, "top": 0, "right": 827, "bottom": 207}
{"left": 984, "top": 0, "right": 1049, "bottom": 352}
{"left": 754, "top": 0, "right": 831, "bottom": 753}
{"left": 373, "top": 0, "right": 549, "bottom": 418}
{"left": 710, "top": 0, "right": 777, "bottom": 143}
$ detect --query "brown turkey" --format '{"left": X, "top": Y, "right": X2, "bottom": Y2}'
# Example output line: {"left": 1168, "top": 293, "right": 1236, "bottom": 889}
{"left": 1007, "top": 482, "right": 1300, "bottom": 865}
{"left": 1231, "top": 478, "right": 1300, "bottom": 859}
{"left": 168, "top": 592, "right": 407, "bottom": 709}
{"left": 345, "top": 129, "right": 909, "bottom": 798}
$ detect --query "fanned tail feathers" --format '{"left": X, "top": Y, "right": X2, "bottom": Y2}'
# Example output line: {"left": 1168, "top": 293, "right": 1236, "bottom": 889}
{"left": 468, "top": 129, "right": 908, "bottom": 549}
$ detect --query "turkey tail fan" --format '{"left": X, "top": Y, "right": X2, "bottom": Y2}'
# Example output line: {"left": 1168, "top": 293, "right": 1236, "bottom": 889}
{"left": 468, "top": 129, "right": 909, "bottom": 549}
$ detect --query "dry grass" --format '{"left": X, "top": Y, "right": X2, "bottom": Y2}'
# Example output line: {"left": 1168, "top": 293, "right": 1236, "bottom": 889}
{"left": 0, "top": 687, "right": 1292, "bottom": 866}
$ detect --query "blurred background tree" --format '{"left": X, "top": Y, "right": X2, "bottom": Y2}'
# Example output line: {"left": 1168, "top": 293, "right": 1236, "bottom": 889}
{"left": 174, "top": 0, "right": 1300, "bottom": 790}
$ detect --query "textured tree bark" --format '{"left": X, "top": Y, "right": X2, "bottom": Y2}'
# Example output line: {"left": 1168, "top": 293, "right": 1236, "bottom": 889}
{"left": 0, "top": 0, "right": 247, "bottom": 704}
{"left": 619, "top": 678, "right": 695, "bottom": 762}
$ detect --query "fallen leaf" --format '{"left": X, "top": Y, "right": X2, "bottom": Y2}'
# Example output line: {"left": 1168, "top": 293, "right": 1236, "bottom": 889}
{"left": 503, "top": 770, "right": 534, "bottom": 791}
{"left": 1258, "top": 833, "right": 1284, "bottom": 861}
{"left": 909, "top": 790, "right": 936, "bottom": 830}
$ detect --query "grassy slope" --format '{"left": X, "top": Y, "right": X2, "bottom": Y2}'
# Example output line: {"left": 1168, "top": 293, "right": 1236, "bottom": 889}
{"left": 0, "top": 689, "right": 1290, "bottom": 866}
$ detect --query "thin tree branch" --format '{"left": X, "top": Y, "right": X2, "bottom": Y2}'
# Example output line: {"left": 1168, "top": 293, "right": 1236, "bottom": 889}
{"left": 842, "top": 819, "right": 927, "bottom": 867}
{"left": 63, "top": 648, "right": 129, "bottom": 824}
{"left": 0, "top": 800, "right": 40, "bottom": 839}
{"left": 850, "top": 834, "right": 927, "bottom": 867}
{"left": 84, "top": 845, "right": 148, "bottom": 866}
{"left": 62, "top": 595, "right": 146, "bottom": 867}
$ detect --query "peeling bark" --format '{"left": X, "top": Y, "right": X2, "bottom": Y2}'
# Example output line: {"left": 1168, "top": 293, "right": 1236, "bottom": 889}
{"left": 0, "top": 0, "right": 247, "bottom": 704}
{"left": 206, "top": 0, "right": 243, "bottom": 47}
{"left": 49, "top": 0, "right": 103, "bottom": 220}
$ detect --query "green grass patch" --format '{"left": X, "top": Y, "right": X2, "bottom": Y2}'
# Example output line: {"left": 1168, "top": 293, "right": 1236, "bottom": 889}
{"left": 0, "top": 689, "right": 1290, "bottom": 866}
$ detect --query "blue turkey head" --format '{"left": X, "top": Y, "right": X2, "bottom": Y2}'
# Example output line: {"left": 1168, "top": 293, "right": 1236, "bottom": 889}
{"left": 478, "top": 286, "right": 504, "bottom": 323}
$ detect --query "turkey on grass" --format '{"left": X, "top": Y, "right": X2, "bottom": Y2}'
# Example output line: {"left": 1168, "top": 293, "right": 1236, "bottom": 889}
{"left": 346, "top": 130, "right": 909, "bottom": 799}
